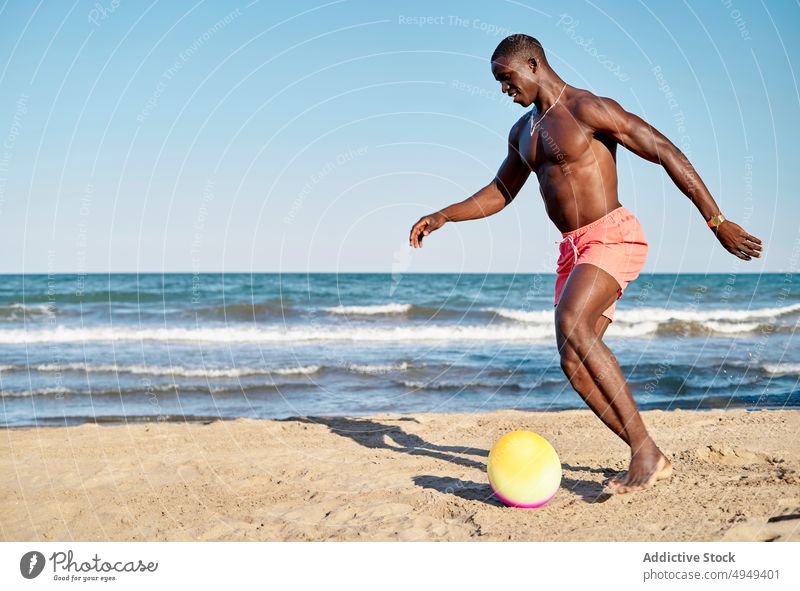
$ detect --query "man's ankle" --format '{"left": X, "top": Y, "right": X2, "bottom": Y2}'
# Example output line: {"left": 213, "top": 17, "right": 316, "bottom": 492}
{"left": 630, "top": 438, "right": 658, "bottom": 456}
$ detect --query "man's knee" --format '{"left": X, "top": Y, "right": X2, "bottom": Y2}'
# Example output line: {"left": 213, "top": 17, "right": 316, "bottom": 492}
{"left": 559, "top": 347, "right": 582, "bottom": 377}
{"left": 555, "top": 305, "right": 595, "bottom": 345}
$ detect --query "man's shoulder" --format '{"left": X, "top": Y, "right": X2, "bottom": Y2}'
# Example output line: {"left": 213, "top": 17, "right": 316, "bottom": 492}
{"left": 570, "top": 90, "right": 625, "bottom": 127}
{"left": 569, "top": 89, "right": 607, "bottom": 116}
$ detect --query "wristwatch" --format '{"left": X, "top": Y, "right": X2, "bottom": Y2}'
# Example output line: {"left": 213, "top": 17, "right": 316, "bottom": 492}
{"left": 706, "top": 213, "right": 726, "bottom": 228}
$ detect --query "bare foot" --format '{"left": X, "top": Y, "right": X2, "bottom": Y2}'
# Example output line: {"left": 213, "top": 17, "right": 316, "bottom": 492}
{"left": 604, "top": 449, "right": 673, "bottom": 494}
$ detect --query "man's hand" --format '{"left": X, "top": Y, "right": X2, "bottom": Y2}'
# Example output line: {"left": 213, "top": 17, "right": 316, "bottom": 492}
{"left": 409, "top": 212, "right": 448, "bottom": 248}
{"left": 712, "top": 220, "right": 763, "bottom": 261}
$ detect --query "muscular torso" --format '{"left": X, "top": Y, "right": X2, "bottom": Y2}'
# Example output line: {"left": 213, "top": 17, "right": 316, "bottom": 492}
{"left": 515, "top": 92, "right": 622, "bottom": 232}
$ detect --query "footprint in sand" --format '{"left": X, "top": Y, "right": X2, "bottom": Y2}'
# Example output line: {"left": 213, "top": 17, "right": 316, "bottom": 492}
{"left": 723, "top": 511, "right": 800, "bottom": 542}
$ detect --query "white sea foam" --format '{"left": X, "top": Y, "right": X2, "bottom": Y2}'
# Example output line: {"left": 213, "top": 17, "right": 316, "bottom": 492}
{"left": 0, "top": 324, "right": 555, "bottom": 344}
{"left": 761, "top": 363, "right": 800, "bottom": 377}
{"left": 401, "top": 378, "right": 559, "bottom": 390}
{"left": 485, "top": 308, "right": 553, "bottom": 323}
{"left": 683, "top": 374, "right": 761, "bottom": 389}
{"left": 703, "top": 321, "right": 761, "bottom": 334}
{"left": 347, "top": 362, "right": 409, "bottom": 374}
{"left": 34, "top": 363, "right": 320, "bottom": 378}
{"left": 607, "top": 322, "right": 660, "bottom": 337}
{"left": 488, "top": 303, "right": 800, "bottom": 336}
{"left": 489, "top": 303, "right": 800, "bottom": 325}
{"left": 0, "top": 385, "right": 176, "bottom": 398}
{"left": 324, "top": 303, "right": 412, "bottom": 315}
{"left": 614, "top": 303, "right": 800, "bottom": 323}
{"left": 0, "top": 387, "right": 75, "bottom": 398}
{"left": 9, "top": 303, "right": 54, "bottom": 313}
{"left": 0, "top": 303, "right": 55, "bottom": 319}
{"left": 3, "top": 302, "right": 794, "bottom": 344}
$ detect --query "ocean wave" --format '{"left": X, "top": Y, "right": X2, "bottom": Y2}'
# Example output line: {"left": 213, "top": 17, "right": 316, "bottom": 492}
{"left": 0, "top": 381, "right": 315, "bottom": 398}
{"left": 489, "top": 303, "right": 800, "bottom": 325}
{"left": 652, "top": 321, "right": 795, "bottom": 337}
{"left": 487, "top": 304, "right": 799, "bottom": 336}
{"left": 0, "top": 317, "right": 789, "bottom": 344}
{"left": 1, "top": 361, "right": 414, "bottom": 378}
{"left": 191, "top": 301, "right": 289, "bottom": 319}
{"left": 33, "top": 363, "right": 320, "bottom": 378}
{"left": 400, "top": 377, "right": 562, "bottom": 391}
{"left": 324, "top": 303, "right": 412, "bottom": 315}
{"left": 682, "top": 374, "right": 763, "bottom": 389}
{"left": 347, "top": 362, "right": 409, "bottom": 374}
{"left": 0, "top": 303, "right": 55, "bottom": 319}
{"left": 1, "top": 386, "right": 77, "bottom": 398}
{"left": 485, "top": 308, "right": 553, "bottom": 323}
{"left": 0, "top": 324, "right": 556, "bottom": 344}
{"left": 0, "top": 384, "right": 178, "bottom": 398}
{"left": 616, "top": 303, "right": 800, "bottom": 324}
{"left": 761, "top": 363, "right": 800, "bottom": 377}
{"left": 610, "top": 322, "right": 661, "bottom": 337}
{"left": 4, "top": 291, "right": 168, "bottom": 305}
{"left": 702, "top": 321, "right": 761, "bottom": 334}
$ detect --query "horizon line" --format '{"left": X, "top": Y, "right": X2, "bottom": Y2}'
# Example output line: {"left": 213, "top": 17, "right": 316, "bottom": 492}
{"left": 0, "top": 270, "right": 785, "bottom": 276}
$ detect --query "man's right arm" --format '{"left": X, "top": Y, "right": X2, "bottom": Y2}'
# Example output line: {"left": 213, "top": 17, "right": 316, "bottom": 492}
{"left": 409, "top": 118, "right": 531, "bottom": 248}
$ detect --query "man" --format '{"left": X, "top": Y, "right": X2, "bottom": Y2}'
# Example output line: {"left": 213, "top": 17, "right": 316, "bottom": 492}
{"left": 408, "top": 34, "right": 763, "bottom": 494}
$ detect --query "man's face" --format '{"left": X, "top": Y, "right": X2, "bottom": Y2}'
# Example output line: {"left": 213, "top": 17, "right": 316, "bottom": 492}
{"left": 491, "top": 56, "right": 536, "bottom": 108}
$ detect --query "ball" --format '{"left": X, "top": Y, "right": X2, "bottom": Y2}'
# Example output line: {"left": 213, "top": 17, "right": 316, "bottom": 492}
{"left": 487, "top": 430, "right": 562, "bottom": 508}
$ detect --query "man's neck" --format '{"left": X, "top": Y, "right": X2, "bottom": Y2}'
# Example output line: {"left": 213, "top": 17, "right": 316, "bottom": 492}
{"left": 534, "top": 76, "right": 568, "bottom": 112}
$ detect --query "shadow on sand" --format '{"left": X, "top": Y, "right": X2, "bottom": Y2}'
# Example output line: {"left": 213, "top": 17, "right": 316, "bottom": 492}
{"left": 284, "top": 415, "right": 614, "bottom": 505}
{"left": 286, "top": 415, "right": 487, "bottom": 470}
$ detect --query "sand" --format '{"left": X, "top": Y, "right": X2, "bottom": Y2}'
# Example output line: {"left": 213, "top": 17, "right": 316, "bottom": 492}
{"left": 1, "top": 409, "right": 799, "bottom": 541}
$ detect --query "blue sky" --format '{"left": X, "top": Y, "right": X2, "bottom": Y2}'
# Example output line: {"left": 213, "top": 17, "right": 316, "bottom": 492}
{"left": 0, "top": 0, "right": 797, "bottom": 274}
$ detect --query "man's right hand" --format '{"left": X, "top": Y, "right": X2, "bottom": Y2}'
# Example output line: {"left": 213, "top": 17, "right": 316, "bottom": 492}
{"left": 409, "top": 212, "right": 448, "bottom": 248}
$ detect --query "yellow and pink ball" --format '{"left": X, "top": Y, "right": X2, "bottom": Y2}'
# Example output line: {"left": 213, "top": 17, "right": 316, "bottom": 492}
{"left": 487, "top": 430, "right": 562, "bottom": 508}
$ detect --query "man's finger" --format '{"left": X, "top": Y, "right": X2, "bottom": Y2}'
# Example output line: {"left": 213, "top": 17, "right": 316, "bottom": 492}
{"left": 410, "top": 221, "right": 425, "bottom": 248}
{"left": 414, "top": 224, "right": 423, "bottom": 247}
{"left": 746, "top": 238, "right": 762, "bottom": 251}
{"left": 420, "top": 221, "right": 429, "bottom": 241}
{"left": 746, "top": 233, "right": 762, "bottom": 245}
{"left": 729, "top": 246, "right": 746, "bottom": 259}
{"left": 741, "top": 244, "right": 760, "bottom": 257}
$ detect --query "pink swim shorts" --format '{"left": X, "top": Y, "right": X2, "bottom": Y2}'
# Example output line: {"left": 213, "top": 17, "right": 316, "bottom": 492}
{"left": 554, "top": 206, "right": 648, "bottom": 322}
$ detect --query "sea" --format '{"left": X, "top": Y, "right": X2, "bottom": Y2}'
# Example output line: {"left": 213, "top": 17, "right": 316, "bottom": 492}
{"left": 0, "top": 273, "right": 797, "bottom": 427}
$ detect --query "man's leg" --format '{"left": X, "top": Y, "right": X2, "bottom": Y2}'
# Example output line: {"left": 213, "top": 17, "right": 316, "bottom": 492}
{"left": 555, "top": 263, "right": 672, "bottom": 493}
{"left": 557, "top": 316, "right": 632, "bottom": 446}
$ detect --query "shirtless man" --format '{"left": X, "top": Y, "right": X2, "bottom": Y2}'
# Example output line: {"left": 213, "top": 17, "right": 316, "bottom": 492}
{"left": 408, "top": 34, "right": 763, "bottom": 494}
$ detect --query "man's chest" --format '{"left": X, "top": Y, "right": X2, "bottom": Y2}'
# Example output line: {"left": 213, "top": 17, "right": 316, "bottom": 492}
{"left": 518, "top": 112, "right": 592, "bottom": 170}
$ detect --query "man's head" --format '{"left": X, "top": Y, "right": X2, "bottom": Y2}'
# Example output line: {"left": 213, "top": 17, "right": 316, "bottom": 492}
{"left": 490, "top": 34, "right": 548, "bottom": 108}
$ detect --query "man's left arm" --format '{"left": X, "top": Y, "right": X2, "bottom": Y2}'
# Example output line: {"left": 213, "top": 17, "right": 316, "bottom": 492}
{"left": 576, "top": 95, "right": 762, "bottom": 261}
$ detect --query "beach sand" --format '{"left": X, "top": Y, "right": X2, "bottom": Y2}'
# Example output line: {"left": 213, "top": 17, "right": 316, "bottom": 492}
{"left": 2, "top": 409, "right": 799, "bottom": 541}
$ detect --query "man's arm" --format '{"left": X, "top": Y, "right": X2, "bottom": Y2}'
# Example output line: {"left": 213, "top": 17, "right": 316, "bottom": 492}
{"left": 575, "top": 95, "right": 762, "bottom": 261}
{"left": 409, "top": 118, "right": 531, "bottom": 248}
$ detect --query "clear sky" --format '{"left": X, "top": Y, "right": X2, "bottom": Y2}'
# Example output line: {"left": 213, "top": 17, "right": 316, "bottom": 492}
{"left": 0, "top": 0, "right": 798, "bottom": 274}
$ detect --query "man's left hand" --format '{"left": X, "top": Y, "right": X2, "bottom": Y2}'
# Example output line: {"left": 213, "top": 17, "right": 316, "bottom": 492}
{"left": 713, "top": 220, "right": 763, "bottom": 261}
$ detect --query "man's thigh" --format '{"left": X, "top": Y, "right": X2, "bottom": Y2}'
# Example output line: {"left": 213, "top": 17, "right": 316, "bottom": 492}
{"left": 555, "top": 263, "right": 621, "bottom": 326}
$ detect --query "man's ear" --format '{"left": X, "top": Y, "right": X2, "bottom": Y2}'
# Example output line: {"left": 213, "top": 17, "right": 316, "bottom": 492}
{"left": 527, "top": 57, "right": 538, "bottom": 73}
